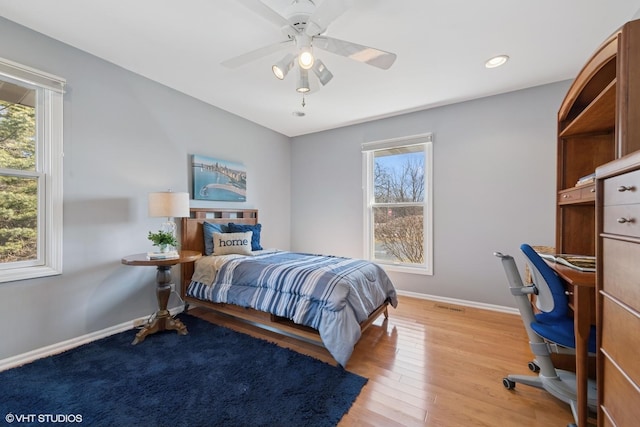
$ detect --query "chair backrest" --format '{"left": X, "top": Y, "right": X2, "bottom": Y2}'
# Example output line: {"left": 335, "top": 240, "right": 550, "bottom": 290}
{"left": 520, "top": 243, "right": 568, "bottom": 319}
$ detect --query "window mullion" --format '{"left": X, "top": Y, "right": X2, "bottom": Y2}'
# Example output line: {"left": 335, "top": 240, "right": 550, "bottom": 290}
{"left": 371, "top": 202, "right": 424, "bottom": 208}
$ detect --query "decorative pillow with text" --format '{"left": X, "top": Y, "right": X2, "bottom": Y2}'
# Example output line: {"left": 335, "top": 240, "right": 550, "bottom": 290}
{"left": 212, "top": 231, "right": 253, "bottom": 256}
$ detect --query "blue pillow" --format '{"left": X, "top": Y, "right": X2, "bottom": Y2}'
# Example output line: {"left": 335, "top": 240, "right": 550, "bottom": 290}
{"left": 203, "top": 222, "right": 228, "bottom": 256}
{"left": 228, "top": 223, "right": 262, "bottom": 251}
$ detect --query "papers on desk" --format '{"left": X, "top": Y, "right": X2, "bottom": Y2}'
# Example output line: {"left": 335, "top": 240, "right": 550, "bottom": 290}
{"left": 538, "top": 253, "right": 596, "bottom": 272}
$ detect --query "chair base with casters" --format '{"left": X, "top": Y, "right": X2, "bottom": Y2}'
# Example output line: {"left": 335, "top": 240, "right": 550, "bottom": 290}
{"left": 494, "top": 251, "right": 597, "bottom": 427}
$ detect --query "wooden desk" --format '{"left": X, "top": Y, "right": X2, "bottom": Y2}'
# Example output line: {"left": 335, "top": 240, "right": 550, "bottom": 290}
{"left": 122, "top": 250, "right": 201, "bottom": 344}
{"left": 546, "top": 261, "right": 595, "bottom": 427}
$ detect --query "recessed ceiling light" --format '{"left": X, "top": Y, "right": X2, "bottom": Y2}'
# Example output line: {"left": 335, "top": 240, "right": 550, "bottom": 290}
{"left": 292, "top": 111, "right": 305, "bottom": 117}
{"left": 485, "top": 55, "right": 509, "bottom": 69}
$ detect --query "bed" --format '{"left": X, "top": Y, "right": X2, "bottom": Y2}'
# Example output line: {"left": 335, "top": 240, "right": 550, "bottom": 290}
{"left": 179, "top": 208, "right": 398, "bottom": 366}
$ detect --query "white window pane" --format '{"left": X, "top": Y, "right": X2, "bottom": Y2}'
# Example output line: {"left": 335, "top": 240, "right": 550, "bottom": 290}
{"left": 373, "top": 206, "right": 424, "bottom": 264}
{"left": 374, "top": 145, "right": 424, "bottom": 203}
{"left": 0, "top": 88, "right": 36, "bottom": 171}
{"left": 0, "top": 175, "right": 38, "bottom": 263}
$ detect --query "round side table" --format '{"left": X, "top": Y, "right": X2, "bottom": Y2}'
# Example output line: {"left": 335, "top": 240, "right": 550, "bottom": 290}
{"left": 121, "top": 250, "right": 201, "bottom": 344}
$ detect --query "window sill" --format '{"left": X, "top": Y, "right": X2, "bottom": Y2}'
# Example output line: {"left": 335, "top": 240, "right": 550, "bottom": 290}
{"left": 0, "top": 265, "right": 62, "bottom": 284}
{"left": 376, "top": 262, "right": 432, "bottom": 276}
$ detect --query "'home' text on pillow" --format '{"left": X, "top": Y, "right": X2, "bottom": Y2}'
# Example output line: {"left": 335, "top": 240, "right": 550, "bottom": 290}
{"left": 212, "top": 231, "right": 253, "bottom": 256}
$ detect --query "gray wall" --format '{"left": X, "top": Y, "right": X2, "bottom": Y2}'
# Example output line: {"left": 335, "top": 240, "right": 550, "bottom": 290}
{"left": 290, "top": 81, "right": 571, "bottom": 308}
{"left": 0, "top": 17, "right": 291, "bottom": 360}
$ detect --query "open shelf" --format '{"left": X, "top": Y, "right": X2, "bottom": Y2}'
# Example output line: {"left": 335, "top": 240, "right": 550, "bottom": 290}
{"left": 559, "top": 79, "right": 616, "bottom": 137}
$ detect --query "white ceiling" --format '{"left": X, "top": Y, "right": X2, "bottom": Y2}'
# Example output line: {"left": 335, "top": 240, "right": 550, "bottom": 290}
{"left": 1, "top": 0, "right": 639, "bottom": 137}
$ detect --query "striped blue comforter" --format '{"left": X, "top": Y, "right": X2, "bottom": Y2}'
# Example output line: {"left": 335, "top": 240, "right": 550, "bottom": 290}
{"left": 187, "top": 251, "right": 398, "bottom": 366}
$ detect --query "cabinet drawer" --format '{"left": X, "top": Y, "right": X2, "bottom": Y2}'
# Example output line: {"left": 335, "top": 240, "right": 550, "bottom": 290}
{"left": 580, "top": 184, "right": 596, "bottom": 201}
{"left": 603, "top": 205, "right": 640, "bottom": 237}
{"left": 602, "top": 239, "right": 640, "bottom": 312}
{"left": 558, "top": 187, "right": 582, "bottom": 204}
{"left": 601, "top": 296, "right": 640, "bottom": 386}
{"left": 604, "top": 168, "right": 640, "bottom": 205}
{"left": 557, "top": 184, "right": 596, "bottom": 204}
{"left": 601, "top": 355, "right": 640, "bottom": 427}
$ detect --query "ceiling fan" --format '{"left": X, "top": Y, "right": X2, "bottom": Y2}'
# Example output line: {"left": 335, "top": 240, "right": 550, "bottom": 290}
{"left": 222, "top": 0, "right": 397, "bottom": 94}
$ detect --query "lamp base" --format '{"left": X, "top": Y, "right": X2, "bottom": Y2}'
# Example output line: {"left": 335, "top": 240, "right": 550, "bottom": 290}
{"left": 159, "top": 218, "right": 176, "bottom": 235}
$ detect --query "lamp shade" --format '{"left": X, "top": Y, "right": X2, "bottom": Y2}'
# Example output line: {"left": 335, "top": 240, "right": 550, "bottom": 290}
{"left": 272, "top": 53, "right": 296, "bottom": 80}
{"left": 148, "top": 192, "right": 190, "bottom": 218}
{"left": 312, "top": 60, "right": 333, "bottom": 86}
{"left": 296, "top": 68, "right": 310, "bottom": 93}
{"left": 298, "top": 48, "right": 314, "bottom": 70}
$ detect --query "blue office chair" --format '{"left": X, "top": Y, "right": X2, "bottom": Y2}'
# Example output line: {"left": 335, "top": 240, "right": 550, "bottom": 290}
{"left": 494, "top": 244, "right": 596, "bottom": 426}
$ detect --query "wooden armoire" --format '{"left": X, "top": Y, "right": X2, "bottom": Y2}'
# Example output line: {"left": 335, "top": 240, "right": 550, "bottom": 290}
{"left": 556, "top": 18, "right": 640, "bottom": 427}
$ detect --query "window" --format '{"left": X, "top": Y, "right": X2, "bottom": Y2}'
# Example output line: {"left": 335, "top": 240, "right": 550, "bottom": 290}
{"left": 0, "top": 57, "right": 64, "bottom": 283}
{"left": 362, "top": 133, "right": 433, "bottom": 275}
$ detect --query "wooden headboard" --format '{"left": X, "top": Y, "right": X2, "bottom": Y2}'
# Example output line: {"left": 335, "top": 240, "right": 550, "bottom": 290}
{"left": 180, "top": 207, "right": 258, "bottom": 293}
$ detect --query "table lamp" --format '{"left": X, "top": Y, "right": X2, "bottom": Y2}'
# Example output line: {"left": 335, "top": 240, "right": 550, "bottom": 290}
{"left": 148, "top": 191, "right": 190, "bottom": 237}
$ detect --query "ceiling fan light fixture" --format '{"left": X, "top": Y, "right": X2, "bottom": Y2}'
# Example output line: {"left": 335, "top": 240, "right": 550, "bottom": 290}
{"left": 296, "top": 68, "right": 310, "bottom": 93}
{"left": 298, "top": 47, "right": 315, "bottom": 70}
{"left": 485, "top": 54, "right": 509, "bottom": 69}
{"left": 272, "top": 53, "right": 296, "bottom": 80}
{"left": 312, "top": 60, "right": 333, "bottom": 86}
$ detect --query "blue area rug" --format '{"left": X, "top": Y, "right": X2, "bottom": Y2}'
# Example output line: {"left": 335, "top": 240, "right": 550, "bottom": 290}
{"left": 0, "top": 314, "right": 367, "bottom": 426}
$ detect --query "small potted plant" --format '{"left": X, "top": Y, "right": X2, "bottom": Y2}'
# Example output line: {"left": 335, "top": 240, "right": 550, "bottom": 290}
{"left": 147, "top": 230, "right": 178, "bottom": 253}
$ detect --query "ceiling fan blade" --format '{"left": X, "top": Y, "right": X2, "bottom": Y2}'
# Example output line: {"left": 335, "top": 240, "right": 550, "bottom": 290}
{"left": 313, "top": 36, "right": 397, "bottom": 70}
{"left": 305, "top": 0, "right": 353, "bottom": 36}
{"left": 221, "top": 40, "right": 294, "bottom": 68}
{"left": 236, "top": 0, "right": 298, "bottom": 37}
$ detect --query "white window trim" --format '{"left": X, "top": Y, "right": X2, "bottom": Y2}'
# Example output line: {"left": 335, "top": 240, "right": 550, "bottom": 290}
{"left": 0, "top": 57, "right": 65, "bottom": 93}
{"left": 362, "top": 133, "right": 433, "bottom": 275}
{"left": 0, "top": 57, "right": 64, "bottom": 283}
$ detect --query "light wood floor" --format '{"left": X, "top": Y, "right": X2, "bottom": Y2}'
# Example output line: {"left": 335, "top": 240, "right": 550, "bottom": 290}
{"left": 190, "top": 295, "right": 574, "bottom": 426}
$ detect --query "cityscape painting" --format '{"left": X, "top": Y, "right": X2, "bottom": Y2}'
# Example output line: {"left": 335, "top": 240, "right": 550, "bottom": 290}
{"left": 192, "top": 154, "right": 247, "bottom": 202}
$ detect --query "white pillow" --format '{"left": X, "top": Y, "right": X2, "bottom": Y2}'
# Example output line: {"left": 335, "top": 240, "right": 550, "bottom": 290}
{"left": 212, "top": 231, "right": 253, "bottom": 256}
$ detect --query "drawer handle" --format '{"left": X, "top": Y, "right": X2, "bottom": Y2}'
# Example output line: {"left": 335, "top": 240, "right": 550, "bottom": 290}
{"left": 562, "top": 194, "right": 569, "bottom": 198}
{"left": 617, "top": 185, "right": 635, "bottom": 192}
{"left": 564, "top": 290, "right": 573, "bottom": 296}
{"left": 590, "top": 188, "right": 595, "bottom": 193}
{"left": 617, "top": 217, "right": 635, "bottom": 224}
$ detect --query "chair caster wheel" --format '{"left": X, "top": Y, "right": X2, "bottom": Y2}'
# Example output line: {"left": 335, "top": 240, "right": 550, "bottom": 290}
{"left": 502, "top": 378, "right": 515, "bottom": 390}
{"left": 528, "top": 361, "right": 540, "bottom": 372}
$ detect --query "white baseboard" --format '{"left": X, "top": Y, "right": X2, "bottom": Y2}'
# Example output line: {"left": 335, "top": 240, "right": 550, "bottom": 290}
{"left": 0, "top": 307, "right": 184, "bottom": 373}
{"left": 396, "top": 290, "right": 519, "bottom": 315}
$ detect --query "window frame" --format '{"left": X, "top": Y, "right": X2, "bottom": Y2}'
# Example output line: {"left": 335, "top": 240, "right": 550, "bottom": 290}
{"left": 0, "top": 57, "right": 64, "bottom": 283}
{"left": 362, "top": 133, "right": 433, "bottom": 275}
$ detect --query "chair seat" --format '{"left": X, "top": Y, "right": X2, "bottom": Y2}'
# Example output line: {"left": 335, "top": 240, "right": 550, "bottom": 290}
{"left": 531, "top": 314, "right": 597, "bottom": 353}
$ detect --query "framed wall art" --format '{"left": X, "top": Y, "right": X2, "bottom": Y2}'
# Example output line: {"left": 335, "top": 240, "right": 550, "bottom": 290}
{"left": 192, "top": 154, "right": 247, "bottom": 202}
